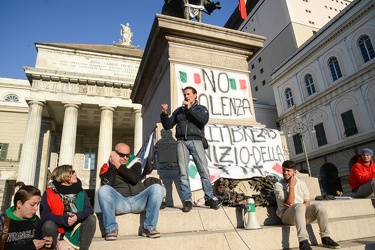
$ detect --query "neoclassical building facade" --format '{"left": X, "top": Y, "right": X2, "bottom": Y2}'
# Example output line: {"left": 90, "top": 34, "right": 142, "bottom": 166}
{"left": 0, "top": 42, "right": 144, "bottom": 210}
{"left": 270, "top": 0, "right": 375, "bottom": 195}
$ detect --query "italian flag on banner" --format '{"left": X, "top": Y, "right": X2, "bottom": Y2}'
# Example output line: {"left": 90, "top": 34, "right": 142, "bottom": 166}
{"left": 178, "top": 70, "right": 247, "bottom": 90}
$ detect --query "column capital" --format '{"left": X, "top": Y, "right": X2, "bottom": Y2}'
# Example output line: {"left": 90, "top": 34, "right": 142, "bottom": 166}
{"left": 26, "top": 99, "right": 45, "bottom": 107}
{"left": 99, "top": 105, "right": 116, "bottom": 112}
{"left": 132, "top": 109, "right": 142, "bottom": 115}
{"left": 132, "top": 104, "right": 142, "bottom": 115}
{"left": 62, "top": 102, "right": 81, "bottom": 109}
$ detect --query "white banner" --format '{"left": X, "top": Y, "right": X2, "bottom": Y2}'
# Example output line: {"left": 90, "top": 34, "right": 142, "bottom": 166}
{"left": 175, "top": 64, "right": 253, "bottom": 119}
{"left": 188, "top": 124, "right": 285, "bottom": 191}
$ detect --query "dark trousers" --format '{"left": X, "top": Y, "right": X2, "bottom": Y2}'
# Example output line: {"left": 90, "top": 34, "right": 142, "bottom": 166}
{"left": 42, "top": 214, "right": 96, "bottom": 250}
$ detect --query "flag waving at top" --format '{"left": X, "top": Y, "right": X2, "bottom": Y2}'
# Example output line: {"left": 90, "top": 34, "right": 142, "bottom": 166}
{"left": 239, "top": 0, "right": 247, "bottom": 20}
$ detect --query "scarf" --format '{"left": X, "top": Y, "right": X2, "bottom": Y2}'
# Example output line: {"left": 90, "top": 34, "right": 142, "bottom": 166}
{"left": 46, "top": 179, "right": 84, "bottom": 249}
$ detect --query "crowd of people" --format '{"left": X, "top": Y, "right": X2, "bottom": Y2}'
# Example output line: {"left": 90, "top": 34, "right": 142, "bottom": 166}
{"left": 0, "top": 86, "right": 373, "bottom": 250}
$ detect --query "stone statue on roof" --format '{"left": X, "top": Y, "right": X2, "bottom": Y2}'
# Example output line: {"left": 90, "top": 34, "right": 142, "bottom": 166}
{"left": 120, "top": 23, "right": 133, "bottom": 45}
{"left": 162, "top": 0, "right": 221, "bottom": 23}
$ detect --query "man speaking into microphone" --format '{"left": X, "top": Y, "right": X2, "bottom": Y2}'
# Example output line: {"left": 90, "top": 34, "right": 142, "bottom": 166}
{"left": 160, "top": 86, "right": 221, "bottom": 212}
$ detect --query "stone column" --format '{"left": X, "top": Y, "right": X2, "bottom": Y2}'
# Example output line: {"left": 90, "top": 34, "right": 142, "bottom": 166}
{"left": 37, "top": 119, "right": 52, "bottom": 193}
{"left": 133, "top": 107, "right": 142, "bottom": 154}
{"left": 94, "top": 106, "right": 115, "bottom": 212}
{"left": 59, "top": 103, "right": 80, "bottom": 166}
{"left": 18, "top": 100, "right": 45, "bottom": 186}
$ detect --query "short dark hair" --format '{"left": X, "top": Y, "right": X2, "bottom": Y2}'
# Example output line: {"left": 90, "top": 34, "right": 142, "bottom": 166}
{"left": 13, "top": 182, "right": 41, "bottom": 206}
{"left": 183, "top": 86, "right": 197, "bottom": 95}
{"left": 282, "top": 160, "right": 297, "bottom": 170}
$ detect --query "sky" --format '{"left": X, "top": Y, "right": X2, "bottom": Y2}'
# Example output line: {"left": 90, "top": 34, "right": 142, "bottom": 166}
{"left": 0, "top": 0, "right": 240, "bottom": 80}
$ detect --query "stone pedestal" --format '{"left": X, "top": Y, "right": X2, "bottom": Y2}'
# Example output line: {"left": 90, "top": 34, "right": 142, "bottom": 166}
{"left": 132, "top": 14, "right": 267, "bottom": 207}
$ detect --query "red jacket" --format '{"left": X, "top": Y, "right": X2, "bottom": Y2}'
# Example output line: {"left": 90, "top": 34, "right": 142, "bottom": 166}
{"left": 349, "top": 157, "right": 375, "bottom": 191}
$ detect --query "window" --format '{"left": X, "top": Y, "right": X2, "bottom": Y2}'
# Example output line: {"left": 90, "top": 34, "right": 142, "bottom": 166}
{"left": 4, "top": 94, "right": 19, "bottom": 102}
{"left": 251, "top": 64, "right": 254, "bottom": 69}
{"left": 341, "top": 110, "right": 358, "bottom": 137}
{"left": 314, "top": 123, "right": 327, "bottom": 147}
{"left": 328, "top": 56, "right": 342, "bottom": 81}
{"left": 258, "top": 57, "right": 262, "bottom": 62}
{"left": 84, "top": 148, "right": 97, "bottom": 170}
{"left": 304, "top": 74, "right": 316, "bottom": 96}
{"left": 285, "top": 88, "right": 294, "bottom": 108}
{"left": 255, "top": 86, "right": 258, "bottom": 92}
{"left": 293, "top": 134, "right": 303, "bottom": 154}
{"left": 253, "top": 75, "right": 256, "bottom": 80}
{"left": 262, "top": 80, "right": 266, "bottom": 86}
{"left": 260, "top": 68, "right": 264, "bottom": 74}
{"left": 358, "top": 35, "right": 375, "bottom": 63}
{"left": 0, "top": 143, "right": 9, "bottom": 161}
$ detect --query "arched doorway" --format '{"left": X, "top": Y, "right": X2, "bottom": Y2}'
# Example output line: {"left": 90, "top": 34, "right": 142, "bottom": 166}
{"left": 320, "top": 163, "right": 342, "bottom": 195}
{"left": 349, "top": 154, "right": 360, "bottom": 172}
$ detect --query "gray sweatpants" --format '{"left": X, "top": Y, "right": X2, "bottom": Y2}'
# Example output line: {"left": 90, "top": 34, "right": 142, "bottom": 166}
{"left": 352, "top": 179, "right": 375, "bottom": 198}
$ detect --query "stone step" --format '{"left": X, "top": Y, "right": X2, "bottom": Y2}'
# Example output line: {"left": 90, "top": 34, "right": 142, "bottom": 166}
{"left": 89, "top": 219, "right": 375, "bottom": 250}
{"left": 293, "top": 237, "right": 375, "bottom": 250}
{"left": 94, "top": 198, "right": 375, "bottom": 238}
{"left": 91, "top": 212, "right": 375, "bottom": 249}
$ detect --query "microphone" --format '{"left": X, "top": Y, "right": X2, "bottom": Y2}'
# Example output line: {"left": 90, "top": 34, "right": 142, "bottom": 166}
{"left": 182, "top": 98, "right": 188, "bottom": 108}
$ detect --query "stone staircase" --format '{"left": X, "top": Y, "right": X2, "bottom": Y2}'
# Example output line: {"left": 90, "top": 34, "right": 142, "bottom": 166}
{"left": 89, "top": 198, "right": 375, "bottom": 250}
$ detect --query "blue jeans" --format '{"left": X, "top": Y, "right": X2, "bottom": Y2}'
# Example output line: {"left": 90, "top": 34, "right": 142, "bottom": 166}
{"left": 177, "top": 139, "right": 214, "bottom": 202}
{"left": 97, "top": 184, "right": 163, "bottom": 233}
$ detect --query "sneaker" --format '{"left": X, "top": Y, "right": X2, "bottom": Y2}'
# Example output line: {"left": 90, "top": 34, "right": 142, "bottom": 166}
{"left": 322, "top": 237, "right": 341, "bottom": 249}
{"left": 182, "top": 201, "right": 192, "bottom": 212}
{"left": 105, "top": 229, "right": 118, "bottom": 241}
{"left": 205, "top": 197, "right": 221, "bottom": 210}
{"left": 142, "top": 228, "right": 161, "bottom": 238}
{"left": 299, "top": 240, "right": 312, "bottom": 250}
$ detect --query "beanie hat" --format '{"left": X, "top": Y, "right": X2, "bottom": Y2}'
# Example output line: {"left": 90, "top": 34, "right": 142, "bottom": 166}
{"left": 361, "top": 148, "right": 373, "bottom": 158}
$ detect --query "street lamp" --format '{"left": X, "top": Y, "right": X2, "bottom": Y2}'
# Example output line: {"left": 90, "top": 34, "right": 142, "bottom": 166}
{"left": 286, "top": 109, "right": 315, "bottom": 176}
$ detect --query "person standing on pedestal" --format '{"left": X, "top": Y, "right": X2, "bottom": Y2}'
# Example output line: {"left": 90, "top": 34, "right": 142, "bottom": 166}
{"left": 160, "top": 86, "right": 221, "bottom": 212}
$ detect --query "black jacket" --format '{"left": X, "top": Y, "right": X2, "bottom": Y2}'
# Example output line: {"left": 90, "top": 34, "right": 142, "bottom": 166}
{"left": 99, "top": 161, "right": 145, "bottom": 197}
{"left": 160, "top": 102, "right": 209, "bottom": 140}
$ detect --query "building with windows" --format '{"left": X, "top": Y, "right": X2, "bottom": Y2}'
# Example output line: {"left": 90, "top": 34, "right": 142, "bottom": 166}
{"left": 0, "top": 42, "right": 144, "bottom": 211}
{"left": 225, "top": 0, "right": 353, "bottom": 129}
{"left": 0, "top": 77, "right": 31, "bottom": 210}
{"left": 270, "top": 0, "right": 375, "bottom": 195}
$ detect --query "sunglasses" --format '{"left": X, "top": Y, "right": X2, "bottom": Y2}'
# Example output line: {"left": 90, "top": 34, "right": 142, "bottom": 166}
{"left": 70, "top": 170, "right": 76, "bottom": 175}
{"left": 115, "top": 150, "right": 130, "bottom": 158}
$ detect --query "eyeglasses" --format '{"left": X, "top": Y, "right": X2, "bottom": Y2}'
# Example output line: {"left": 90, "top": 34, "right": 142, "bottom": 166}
{"left": 70, "top": 170, "right": 76, "bottom": 175}
{"left": 115, "top": 150, "right": 130, "bottom": 158}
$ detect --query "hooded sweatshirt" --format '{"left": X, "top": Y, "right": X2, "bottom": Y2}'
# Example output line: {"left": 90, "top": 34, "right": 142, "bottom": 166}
{"left": 349, "top": 156, "right": 375, "bottom": 191}
{"left": 0, "top": 206, "right": 42, "bottom": 250}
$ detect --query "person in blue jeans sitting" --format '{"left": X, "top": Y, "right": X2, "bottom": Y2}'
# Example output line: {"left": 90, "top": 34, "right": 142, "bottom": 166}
{"left": 98, "top": 143, "right": 164, "bottom": 240}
